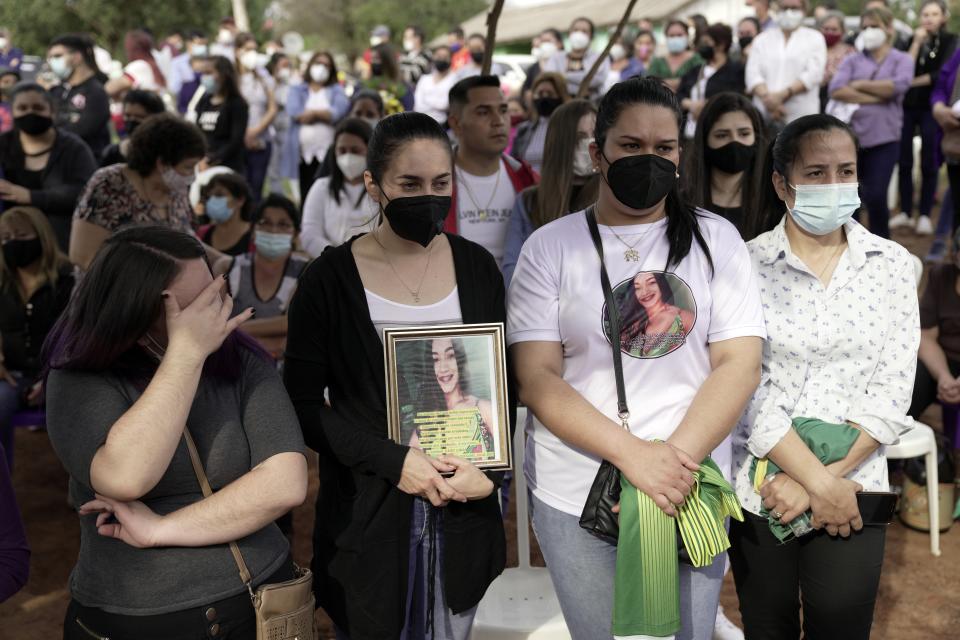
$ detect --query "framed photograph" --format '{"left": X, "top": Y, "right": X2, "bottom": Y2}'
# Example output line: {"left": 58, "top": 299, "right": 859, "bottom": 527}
{"left": 383, "top": 323, "right": 512, "bottom": 472}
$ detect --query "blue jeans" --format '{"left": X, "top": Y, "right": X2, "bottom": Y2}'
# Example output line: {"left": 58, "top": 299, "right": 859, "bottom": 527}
{"left": 529, "top": 491, "right": 724, "bottom": 640}
{"left": 898, "top": 106, "right": 941, "bottom": 218}
{"left": 0, "top": 373, "right": 27, "bottom": 470}
{"left": 858, "top": 141, "right": 901, "bottom": 239}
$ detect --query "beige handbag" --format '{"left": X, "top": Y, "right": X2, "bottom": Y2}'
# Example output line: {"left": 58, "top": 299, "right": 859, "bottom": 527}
{"left": 184, "top": 430, "right": 316, "bottom": 640}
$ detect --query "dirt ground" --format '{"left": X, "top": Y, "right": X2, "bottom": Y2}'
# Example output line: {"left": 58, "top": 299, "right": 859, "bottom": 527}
{"left": 2, "top": 224, "right": 959, "bottom": 639}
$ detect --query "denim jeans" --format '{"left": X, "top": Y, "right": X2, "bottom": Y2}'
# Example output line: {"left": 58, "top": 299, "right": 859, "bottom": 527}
{"left": 529, "top": 491, "right": 724, "bottom": 640}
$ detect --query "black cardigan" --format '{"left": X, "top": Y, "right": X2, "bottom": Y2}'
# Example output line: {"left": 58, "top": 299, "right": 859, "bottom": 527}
{"left": 284, "top": 233, "right": 512, "bottom": 640}
{"left": 677, "top": 60, "right": 746, "bottom": 104}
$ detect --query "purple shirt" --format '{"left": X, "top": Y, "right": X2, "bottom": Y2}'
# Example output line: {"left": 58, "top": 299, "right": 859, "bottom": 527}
{"left": 829, "top": 49, "right": 914, "bottom": 148}
{"left": 930, "top": 48, "right": 960, "bottom": 165}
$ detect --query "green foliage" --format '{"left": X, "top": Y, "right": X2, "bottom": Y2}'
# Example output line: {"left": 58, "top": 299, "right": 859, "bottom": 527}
{"left": 275, "top": 0, "right": 486, "bottom": 57}
{"left": 0, "top": 0, "right": 272, "bottom": 57}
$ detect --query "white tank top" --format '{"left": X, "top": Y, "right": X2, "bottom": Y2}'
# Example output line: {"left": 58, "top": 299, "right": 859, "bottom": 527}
{"left": 365, "top": 286, "right": 462, "bottom": 342}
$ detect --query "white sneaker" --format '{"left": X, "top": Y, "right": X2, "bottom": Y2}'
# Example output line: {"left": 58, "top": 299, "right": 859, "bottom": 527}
{"left": 713, "top": 606, "right": 745, "bottom": 640}
{"left": 915, "top": 215, "right": 933, "bottom": 235}
{"left": 889, "top": 212, "right": 914, "bottom": 229}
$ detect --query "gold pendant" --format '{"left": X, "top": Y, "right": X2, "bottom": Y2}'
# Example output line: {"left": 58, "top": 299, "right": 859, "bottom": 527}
{"left": 624, "top": 248, "right": 640, "bottom": 262}
{"left": 478, "top": 209, "right": 487, "bottom": 220}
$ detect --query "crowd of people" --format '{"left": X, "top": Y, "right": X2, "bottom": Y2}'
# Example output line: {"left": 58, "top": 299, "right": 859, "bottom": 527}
{"left": 0, "top": 1, "right": 955, "bottom": 639}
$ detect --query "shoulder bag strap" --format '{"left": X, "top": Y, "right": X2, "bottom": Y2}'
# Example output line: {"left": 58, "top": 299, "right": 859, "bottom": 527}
{"left": 584, "top": 207, "right": 630, "bottom": 430}
{"left": 183, "top": 428, "right": 255, "bottom": 589}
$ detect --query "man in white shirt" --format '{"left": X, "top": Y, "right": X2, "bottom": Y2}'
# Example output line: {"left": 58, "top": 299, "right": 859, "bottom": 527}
{"left": 414, "top": 46, "right": 456, "bottom": 124}
{"left": 445, "top": 75, "right": 538, "bottom": 268}
{"left": 745, "top": 0, "right": 827, "bottom": 126}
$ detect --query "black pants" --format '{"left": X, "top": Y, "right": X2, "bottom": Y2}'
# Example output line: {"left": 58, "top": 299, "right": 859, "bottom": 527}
{"left": 63, "top": 559, "right": 294, "bottom": 640}
{"left": 299, "top": 157, "right": 322, "bottom": 204}
{"left": 909, "top": 357, "right": 960, "bottom": 420}
{"left": 948, "top": 162, "right": 960, "bottom": 236}
{"left": 729, "top": 512, "right": 886, "bottom": 640}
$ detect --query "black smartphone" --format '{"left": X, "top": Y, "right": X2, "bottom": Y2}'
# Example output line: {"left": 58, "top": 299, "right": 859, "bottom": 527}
{"left": 857, "top": 491, "right": 898, "bottom": 525}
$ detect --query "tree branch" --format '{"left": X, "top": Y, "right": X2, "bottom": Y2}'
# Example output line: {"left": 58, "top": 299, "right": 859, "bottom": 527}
{"left": 481, "top": 0, "right": 506, "bottom": 76}
{"left": 577, "top": 0, "right": 640, "bottom": 98}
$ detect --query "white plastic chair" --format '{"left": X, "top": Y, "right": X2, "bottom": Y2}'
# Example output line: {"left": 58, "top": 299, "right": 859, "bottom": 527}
{"left": 886, "top": 422, "right": 941, "bottom": 556}
{"left": 472, "top": 407, "right": 571, "bottom": 639}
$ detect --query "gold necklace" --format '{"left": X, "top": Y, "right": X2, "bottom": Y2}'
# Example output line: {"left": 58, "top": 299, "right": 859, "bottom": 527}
{"left": 456, "top": 163, "right": 501, "bottom": 221}
{"left": 373, "top": 229, "right": 433, "bottom": 303}
{"left": 602, "top": 217, "right": 656, "bottom": 262}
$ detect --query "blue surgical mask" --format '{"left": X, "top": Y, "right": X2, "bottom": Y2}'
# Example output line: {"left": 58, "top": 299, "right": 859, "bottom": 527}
{"left": 788, "top": 182, "right": 861, "bottom": 235}
{"left": 205, "top": 195, "right": 233, "bottom": 222}
{"left": 666, "top": 36, "right": 688, "bottom": 54}
{"left": 254, "top": 230, "right": 293, "bottom": 259}
{"left": 201, "top": 74, "right": 217, "bottom": 93}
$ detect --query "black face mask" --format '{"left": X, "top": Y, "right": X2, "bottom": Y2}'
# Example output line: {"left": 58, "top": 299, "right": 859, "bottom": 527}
{"left": 2, "top": 237, "right": 42, "bottom": 269}
{"left": 370, "top": 62, "right": 383, "bottom": 76}
{"left": 697, "top": 45, "right": 715, "bottom": 61}
{"left": 602, "top": 153, "right": 678, "bottom": 210}
{"left": 705, "top": 141, "right": 756, "bottom": 174}
{"left": 434, "top": 59, "right": 451, "bottom": 73}
{"left": 470, "top": 50, "right": 485, "bottom": 65}
{"left": 382, "top": 194, "right": 451, "bottom": 247}
{"left": 738, "top": 36, "right": 754, "bottom": 50}
{"left": 15, "top": 113, "right": 53, "bottom": 136}
{"left": 124, "top": 119, "right": 142, "bottom": 137}
{"left": 534, "top": 97, "right": 562, "bottom": 117}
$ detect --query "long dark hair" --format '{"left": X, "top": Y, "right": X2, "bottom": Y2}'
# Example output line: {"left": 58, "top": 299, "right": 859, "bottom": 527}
{"left": 681, "top": 92, "right": 766, "bottom": 238}
{"left": 419, "top": 337, "right": 471, "bottom": 413}
{"left": 596, "top": 77, "right": 712, "bottom": 272}
{"left": 42, "top": 226, "right": 264, "bottom": 382}
{"left": 372, "top": 43, "right": 401, "bottom": 82}
{"left": 329, "top": 117, "right": 373, "bottom": 206}
{"left": 749, "top": 113, "right": 859, "bottom": 240}
{"left": 210, "top": 55, "right": 242, "bottom": 102}
{"left": 618, "top": 271, "right": 674, "bottom": 339}
{"left": 367, "top": 111, "right": 453, "bottom": 184}
{"left": 207, "top": 171, "right": 254, "bottom": 221}
{"left": 49, "top": 33, "right": 107, "bottom": 83}
{"left": 527, "top": 99, "right": 599, "bottom": 229}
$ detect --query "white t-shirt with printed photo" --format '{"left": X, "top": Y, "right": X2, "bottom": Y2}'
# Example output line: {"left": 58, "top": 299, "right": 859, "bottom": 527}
{"left": 456, "top": 162, "right": 516, "bottom": 268}
{"left": 506, "top": 209, "right": 766, "bottom": 517}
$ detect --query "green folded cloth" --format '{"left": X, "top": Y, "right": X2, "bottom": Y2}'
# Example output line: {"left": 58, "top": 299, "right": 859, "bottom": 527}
{"left": 749, "top": 417, "right": 860, "bottom": 542}
{"left": 613, "top": 457, "right": 742, "bottom": 638}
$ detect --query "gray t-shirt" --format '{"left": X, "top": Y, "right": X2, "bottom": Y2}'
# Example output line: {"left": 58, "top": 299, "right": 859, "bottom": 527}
{"left": 46, "top": 348, "right": 306, "bottom": 615}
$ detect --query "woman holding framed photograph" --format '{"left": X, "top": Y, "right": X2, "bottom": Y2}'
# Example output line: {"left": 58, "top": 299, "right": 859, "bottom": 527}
{"left": 284, "top": 111, "right": 513, "bottom": 640}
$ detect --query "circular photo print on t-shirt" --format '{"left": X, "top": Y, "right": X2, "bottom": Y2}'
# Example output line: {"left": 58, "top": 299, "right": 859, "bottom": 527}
{"left": 602, "top": 271, "right": 697, "bottom": 359}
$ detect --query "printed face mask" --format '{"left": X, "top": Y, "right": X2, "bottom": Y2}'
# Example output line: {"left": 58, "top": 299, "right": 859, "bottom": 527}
{"left": 788, "top": 182, "right": 861, "bottom": 235}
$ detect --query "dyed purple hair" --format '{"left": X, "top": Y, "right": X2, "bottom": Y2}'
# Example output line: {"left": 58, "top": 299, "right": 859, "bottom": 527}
{"left": 42, "top": 226, "right": 268, "bottom": 384}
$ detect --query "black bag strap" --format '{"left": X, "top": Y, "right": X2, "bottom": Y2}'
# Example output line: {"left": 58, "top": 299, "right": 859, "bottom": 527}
{"left": 585, "top": 207, "right": 630, "bottom": 430}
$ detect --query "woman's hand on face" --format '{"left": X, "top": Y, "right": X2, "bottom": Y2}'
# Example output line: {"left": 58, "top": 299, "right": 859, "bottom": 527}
{"left": 619, "top": 439, "right": 697, "bottom": 517}
{"left": 808, "top": 475, "right": 863, "bottom": 537}
{"left": 78, "top": 494, "right": 164, "bottom": 549}
{"left": 760, "top": 473, "right": 811, "bottom": 524}
{"left": 439, "top": 455, "right": 495, "bottom": 500}
{"left": 397, "top": 448, "right": 466, "bottom": 507}
{"left": 163, "top": 275, "right": 254, "bottom": 363}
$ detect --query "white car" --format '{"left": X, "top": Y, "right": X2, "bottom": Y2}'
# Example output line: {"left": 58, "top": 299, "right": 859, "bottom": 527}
{"left": 493, "top": 54, "right": 536, "bottom": 96}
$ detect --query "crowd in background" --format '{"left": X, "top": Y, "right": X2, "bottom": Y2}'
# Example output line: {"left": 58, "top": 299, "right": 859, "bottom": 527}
{"left": 0, "top": 1, "right": 957, "bottom": 639}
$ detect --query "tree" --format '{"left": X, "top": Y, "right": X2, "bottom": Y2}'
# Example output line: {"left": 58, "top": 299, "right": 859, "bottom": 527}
{"left": 275, "top": 0, "right": 485, "bottom": 58}
{"left": 1, "top": 0, "right": 272, "bottom": 57}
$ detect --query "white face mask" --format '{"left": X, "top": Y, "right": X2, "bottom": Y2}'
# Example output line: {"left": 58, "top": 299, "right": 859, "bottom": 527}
{"left": 277, "top": 67, "right": 291, "bottom": 82}
{"left": 666, "top": 35, "right": 688, "bottom": 54}
{"left": 240, "top": 50, "right": 259, "bottom": 70}
{"left": 309, "top": 64, "right": 330, "bottom": 84}
{"left": 336, "top": 153, "right": 367, "bottom": 181}
{"left": 162, "top": 166, "right": 196, "bottom": 192}
{"left": 539, "top": 41, "right": 559, "bottom": 60}
{"left": 265, "top": 45, "right": 278, "bottom": 57}
{"left": 191, "top": 43, "right": 208, "bottom": 57}
{"left": 788, "top": 182, "right": 861, "bottom": 235}
{"left": 217, "top": 29, "right": 233, "bottom": 45}
{"left": 609, "top": 43, "right": 627, "bottom": 61}
{"left": 0, "top": 38, "right": 9, "bottom": 50}
{"left": 403, "top": 38, "right": 416, "bottom": 52}
{"left": 361, "top": 116, "right": 380, "bottom": 130}
{"left": 569, "top": 30, "right": 591, "bottom": 51}
{"left": 777, "top": 9, "right": 805, "bottom": 32}
{"left": 370, "top": 36, "right": 384, "bottom": 47}
{"left": 860, "top": 27, "right": 888, "bottom": 51}
{"left": 572, "top": 138, "right": 595, "bottom": 177}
